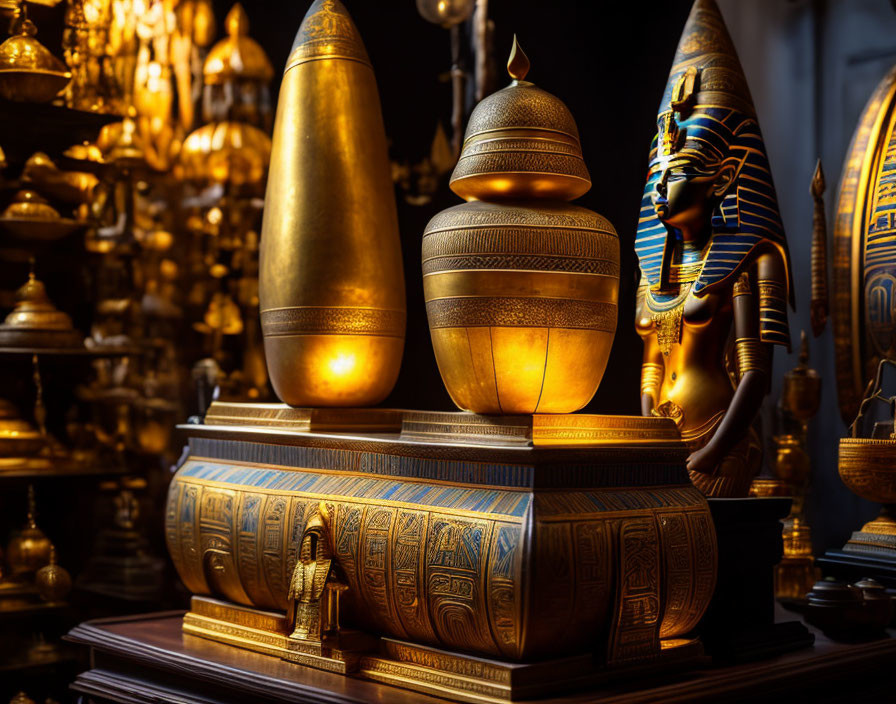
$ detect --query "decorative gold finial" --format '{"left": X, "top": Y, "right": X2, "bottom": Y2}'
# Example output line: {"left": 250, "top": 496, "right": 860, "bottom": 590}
{"left": 810, "top": 158, "right": 829, "bottom": 337}
{"left": 811, "top": 159, "right": 825, "bottom": 197}
{"left": 799, "top": 329, "right": 809, "bottom": 367}
{"left": 26, "top": 484, "right": 37, "bottom": 527}
{"left": 225, "top": 3, "right": 248, "bottom": 37}
{"left": 507, "top": 35, "right": 529, "bottom": 82}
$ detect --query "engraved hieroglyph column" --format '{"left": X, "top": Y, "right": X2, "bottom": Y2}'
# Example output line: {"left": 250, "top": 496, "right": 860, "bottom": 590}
{"left": 259, "top": 0, "right": 405, "bottom": 407}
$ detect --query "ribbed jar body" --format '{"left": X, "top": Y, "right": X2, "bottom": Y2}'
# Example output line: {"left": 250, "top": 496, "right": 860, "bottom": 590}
{"left": 259, "top": 0, "right": 405, "bottom": 407}
{"left": 423, "top": 200, "right": 619, "bottom": 414}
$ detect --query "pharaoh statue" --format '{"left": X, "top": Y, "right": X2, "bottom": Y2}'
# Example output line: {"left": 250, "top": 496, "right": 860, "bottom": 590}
{"left": 635, "top": 0, "right": 793, "bottom": 497}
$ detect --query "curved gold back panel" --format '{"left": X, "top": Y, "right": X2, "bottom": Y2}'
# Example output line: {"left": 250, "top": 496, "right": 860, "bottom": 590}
{"left": 832, "top": 66, "right": 896, "bottom": 424}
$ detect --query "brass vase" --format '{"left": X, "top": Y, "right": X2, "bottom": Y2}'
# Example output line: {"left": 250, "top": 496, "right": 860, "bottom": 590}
{"left": 423, "top": 39, "right": 619, "bottom": 414}
{"left": 259, "top": 0, "right": 405, "bottom": 407}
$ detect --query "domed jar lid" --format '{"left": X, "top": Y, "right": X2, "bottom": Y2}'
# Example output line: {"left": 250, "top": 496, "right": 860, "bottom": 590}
{"left": 450, "top": 37, "right": 590, "bottom": 202}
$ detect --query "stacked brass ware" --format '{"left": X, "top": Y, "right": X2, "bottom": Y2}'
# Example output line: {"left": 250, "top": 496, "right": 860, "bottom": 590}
{"left": 259, "top": 0, "right": 405, "bottom": 408}
{"left": 0, "top": 14, "right": 70, "bottom": 103}
{"left": 423, "top": 38, "right": 619, "bottom": 414}
{"left": 750, "top": 332, "right": 821, "bottom": 600}
{"left": 0, "top": 271, "right": 82, "bottom": 349}
{"left": 837, "top": 360, "right": 896, "bottom": 558}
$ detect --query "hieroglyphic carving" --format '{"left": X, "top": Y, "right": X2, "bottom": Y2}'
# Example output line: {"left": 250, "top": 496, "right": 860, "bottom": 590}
{"left": 198, "top": 488, "right": 249, "bottom": 606}
{"left": 261, "top": 496, "right": 288, "bottom": 606}
{"left": 608, "top": 517, "right": 661, "bottom": 664}
{"left": 359, "top": 507, "right": 405, "bottom": 638}
{"left": 426, "top": 516, "right": 493, "bottom": 654}
{"left": 179, "top": 483, "right": 208, "bottom": 594}
{"left": 170, "top": 429, "right": 717, "bottom": 663}
{"left": 572, "top": 520, "right": 612, "bottom": 638}
{"left": 656, "top": 512, "right": 691, "bottom": 638}
{"left": 237, "top": 492, "right": 274, "bottom": 607}
{"left": 392, "top": 510, "right": 437, "bottom": 644}
{"left": 485, "top": 523, "right": 520, "bottom": 657}
{"left": 164, "top": 481, "right": 186, "bottom": 589}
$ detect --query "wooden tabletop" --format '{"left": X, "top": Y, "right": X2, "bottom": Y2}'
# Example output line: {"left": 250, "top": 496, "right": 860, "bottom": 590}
{"left": 66, "top": 609, "right": 896, "bottom": 704}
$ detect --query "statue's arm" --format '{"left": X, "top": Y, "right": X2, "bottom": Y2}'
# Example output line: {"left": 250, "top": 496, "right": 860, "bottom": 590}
{"left": 637, "top": 283, "right": 664, "bottom": 416}
{"left": 686, "top": 268, "right": 771, "bottom": 474}
{"left": 640, "top": 335, "right": 664, "bottom": 416}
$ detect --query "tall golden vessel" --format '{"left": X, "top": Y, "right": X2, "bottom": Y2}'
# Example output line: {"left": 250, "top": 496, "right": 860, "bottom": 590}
{"left": 259, "top": 0, "right": 405, "bottom": 407}
{"left": 423, "top": 39, "right": 619, "bottom": 415}
{"left": 634, "top": 0, "right": 793, "bottom": 498}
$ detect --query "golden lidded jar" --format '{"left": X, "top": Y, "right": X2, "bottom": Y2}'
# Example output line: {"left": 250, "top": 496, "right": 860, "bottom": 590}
{"left": 423, "top": 39, "right": 619, "bottom": 414}
{"left": 424, "top": 201, "right": 618, "bottom": 414}
{"left": 259, "top": 0, "right": 405, "bottom": 407}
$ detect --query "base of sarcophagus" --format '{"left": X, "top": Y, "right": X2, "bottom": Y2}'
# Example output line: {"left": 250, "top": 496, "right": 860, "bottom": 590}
{"left": 182, "top": 596, "right": 703, "bottom": 702}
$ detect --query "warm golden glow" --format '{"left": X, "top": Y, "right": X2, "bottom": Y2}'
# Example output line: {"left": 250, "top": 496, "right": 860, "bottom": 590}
{"left": 327, "top": 351, "right": 356, "bottom": 377}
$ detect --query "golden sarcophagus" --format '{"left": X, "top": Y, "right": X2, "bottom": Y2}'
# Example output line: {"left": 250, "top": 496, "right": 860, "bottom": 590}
{"left": 165, "top": 403, "right": 717, "bottom": 701}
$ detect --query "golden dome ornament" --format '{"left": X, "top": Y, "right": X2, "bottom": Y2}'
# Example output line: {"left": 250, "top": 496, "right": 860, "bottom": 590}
{"left": 35, "top": 545, "right": 72, "bottom": 602}
{"left": 450, "top": 39, "right": 591, "bottom": 202}
{"left": 22, "top": 152, "right": 99, "bottom": 206}
{"left": 3, "top": 190, "right": 58, "bottom": 221}
{"left": 6, "top": 485, "right": 52, "bottom": 578}
{"left": 203, "top": 3, "right": 273, "bottom": 86}
{"left": 0, "top": 16, "right": 71, "bottom": 103}
{"left": 180, "top": 120, "right": 271, "bottom": 191}
{"left": 0, "top": 269, "right": 83, "bottom": 349}
{"left": 415, "top": 0, "right": 474, "bottom": 27}
{"left": 0, "top": 398, "right": 44, "bottom": 459}
{"left": 422, "top": 37, "right": 619, "bottom": 414}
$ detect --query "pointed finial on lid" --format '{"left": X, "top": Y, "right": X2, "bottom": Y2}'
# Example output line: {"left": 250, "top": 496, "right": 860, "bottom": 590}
{"left": 507, "top": 35, "right": 529, "bottom": 82}
{"left": 226, "top": 3, "right": 248, "bottom": 37}
{"left": 799, "top": 329, "right": 809, "bottom": 366}
{"left": 811, "top": 158, "right": 825, "bottom": 198}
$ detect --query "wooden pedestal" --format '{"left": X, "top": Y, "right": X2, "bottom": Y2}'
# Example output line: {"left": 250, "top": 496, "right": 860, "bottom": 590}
{"left": 65, "top": 610, "right": 896, "bottom": 703}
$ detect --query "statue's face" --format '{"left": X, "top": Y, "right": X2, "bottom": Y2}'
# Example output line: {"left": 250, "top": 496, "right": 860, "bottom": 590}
{"left": 652, "top": 165, "right": 716, "bottom": 229}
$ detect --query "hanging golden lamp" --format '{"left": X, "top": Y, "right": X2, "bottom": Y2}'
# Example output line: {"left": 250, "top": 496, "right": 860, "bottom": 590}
{"left": 96, "top": 111, "right": 147, "bottom": 169}
{"left": 0, "top": 16, "right": 71, "bottom": 102}
{"left": 180, "top": 120, "right": 271, "bottom": 191}
{"left": 6, "top": 486, "right": 52, "bottom": 578}
{"left": 0, "top": 189, "right": 84, "bottom": 241}
{"left": 0, "top": 398, "right": 44, "bottom": 461}
{"left": 203, "top": 3, "right": 273, "bottom": 87}
{"left": 0, "top": 270, "right": 83, "bottom": 348}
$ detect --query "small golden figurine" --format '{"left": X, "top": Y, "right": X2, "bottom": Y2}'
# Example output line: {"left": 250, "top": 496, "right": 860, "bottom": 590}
{"left": 287, "top": 504, "right": 347, "bottom": 642}
{"left": 635, "top": 0, "right": 793, "bottom": 497}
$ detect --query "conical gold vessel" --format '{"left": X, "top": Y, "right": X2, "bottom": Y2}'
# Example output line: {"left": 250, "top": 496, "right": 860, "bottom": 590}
{"left": 259, "top": 0, "right": 405, "bottom": 407}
